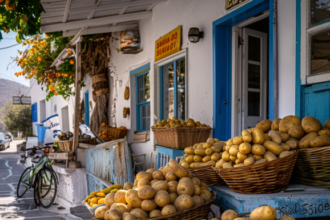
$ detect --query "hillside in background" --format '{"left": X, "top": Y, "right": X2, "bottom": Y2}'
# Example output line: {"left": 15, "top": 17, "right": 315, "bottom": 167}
{"left": 0, "top": 78, "right": 30, "bottom": 130}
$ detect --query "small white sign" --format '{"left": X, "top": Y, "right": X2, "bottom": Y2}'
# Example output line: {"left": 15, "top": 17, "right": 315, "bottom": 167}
{"left": 12, "top": 96, "right": 31, "bottom": 105}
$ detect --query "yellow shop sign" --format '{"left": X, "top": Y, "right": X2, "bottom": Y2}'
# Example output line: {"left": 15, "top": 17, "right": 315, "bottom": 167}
{"left": 155, "top": 26, "right": 181, "bottom": 62}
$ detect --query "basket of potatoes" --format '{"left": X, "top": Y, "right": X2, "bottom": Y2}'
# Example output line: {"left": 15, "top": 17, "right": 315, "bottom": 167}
{"left": 93, "top": 159, "right": 216, "bottom": 220}
{"left": 180, "top": 138, "right": 226, "bottom": 186}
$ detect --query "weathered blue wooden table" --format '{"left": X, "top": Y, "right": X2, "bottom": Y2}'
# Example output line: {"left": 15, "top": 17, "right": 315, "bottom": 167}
{"left": 211, "top": 184, "right": 330, "bottom": 219}
{"left": 156, "top": 145, "right": 185, "bottom": 169}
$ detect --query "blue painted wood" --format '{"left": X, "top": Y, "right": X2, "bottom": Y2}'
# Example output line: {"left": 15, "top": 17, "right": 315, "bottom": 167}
{"left": 160, "top": 66, "right": 164, "bottom": 121}
{"left": 135, "top": 70, "right": 150, "bottom": 132}
{"left": 295, "top": 0, "right": 302, "bottom": 117}
{"left": 173, "top": 60, "right": 177, "bottom": 118}
{"left": 32, "top": 103, "right": 38, "bottom": 122}
{"left": 85, "top": 90, "right": 89, "bottom": 127}
{"left": 211, "top": 184, "right": 330, "bottom": 218}
{"left": 156, "top": 145, "right": 184, "bottom": 169}
{"left": 268, "top": 0, "right": 274, "bottom": 121}
{"left": 130, "top": 63, "right": 150, "bottom": 75}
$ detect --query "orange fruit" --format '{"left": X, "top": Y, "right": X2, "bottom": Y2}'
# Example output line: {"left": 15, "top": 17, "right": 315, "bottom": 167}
{"left": 5, "top": 1, "right": 15, "bottom": 10}
{"left": 67, "top": 50, "right": 72, "bottom": 55}
{"left": 37, "top": 56, "right": 42, "bottom": 62}
{"left": 45, "top": 33, "right": 50, "bottom": 38}
{"left": 70, "top": 59, "right": 74, "bottom": 65}
{"left": 55, "top": 92, "right": 58, "bottom": 96}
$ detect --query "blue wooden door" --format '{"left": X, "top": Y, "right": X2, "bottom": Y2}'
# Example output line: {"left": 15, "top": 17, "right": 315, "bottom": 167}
{"left": 303, "top": 82, "right": 330, "bottom": 125}
{"left": 32, "top": 103, "right": 38, "bottom": 122}
{"left": 85, "top": 90, "right": 90, "bottom": 126}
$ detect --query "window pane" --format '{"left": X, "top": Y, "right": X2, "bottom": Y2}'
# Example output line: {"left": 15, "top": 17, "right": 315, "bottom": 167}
{"left": 248, "top": 64, "right": 260, "bottom": 89}
{"left": 248, "top": 91, "right": 260, "bottom": 116}
{"left": 176, "top": 59, "right": 185, "bottom": 121}
{"left": 137, "top": 73, "right": 150, "bottom": 103}
{"left": 311, "top": 29, "right": 330, "bottom": 75}
{"left": 162, "top": 64, "right": 175, "bottom": 120}
{"left": 141, "top": 104, "right": 150, "bottom": 131}
{"left": 248, "top": 36, "right": 261, "bottom": 62}
{"left": 311, "top": 0, "right": 330, "bottom": 26}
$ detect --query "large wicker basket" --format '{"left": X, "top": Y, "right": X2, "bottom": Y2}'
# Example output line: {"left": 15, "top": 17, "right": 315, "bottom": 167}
{"left": 100, "top": 126, "right": 129, "bottom": 140}
{"left": 152, "top": 127, "right": 208, "bottom": 149}
{"left": 189, "top": 166, "right": 225, "bottom": 186}
{"left": 291, "top": 146, "right": 330, "bottom": 188}
{"left": 59, "top": 138, "right": 97, "bottom": 152}
{"left": 213, "top": 150, "right": 299, "bottom": 194}
{"left": 198, "top": 127, "right": 212, "bottom": 142}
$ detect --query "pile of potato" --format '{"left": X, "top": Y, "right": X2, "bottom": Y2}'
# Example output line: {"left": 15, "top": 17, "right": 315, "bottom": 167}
{"left": 216, "top": 116, "right": 330, "bottom": 168}
{"left": 154, "top": 116, "right": 210, "bottom": 128}
{"left": 180, "top": 138, "right": 226, "bottom": 169}
{"left": 94, "top": 159, "right": 213, "bottom": 220}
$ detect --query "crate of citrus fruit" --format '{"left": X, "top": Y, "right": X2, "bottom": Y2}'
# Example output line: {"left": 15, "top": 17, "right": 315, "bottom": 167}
{"left": 99, "top": 123, "right": 128, "bottom": 141}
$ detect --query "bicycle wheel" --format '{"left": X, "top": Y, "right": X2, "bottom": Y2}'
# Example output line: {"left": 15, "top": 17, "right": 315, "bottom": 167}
{"left": 33, "top": 172, "right": 40, "bottom": 206}
{"left": 17, "top": 166, "right": 32, "bottom": 198}
{"left": 37, "top": 167, "right": 57, "bottom": 208}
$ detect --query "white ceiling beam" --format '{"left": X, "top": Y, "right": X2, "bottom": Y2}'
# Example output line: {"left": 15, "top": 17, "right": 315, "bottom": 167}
{"left": 41, "top": 11, "right": 152, "bottom": 33}
{"left": 112, "top": 6, "right": 128, "bottom": 26}
{"left": 69, "top": 0, "right": 167, "bottom": 14}
{"left": 88, "top": 0, "right": 102, "bottom": 20}
{"left": 62, "top": 0, "right": 72, "bottom": 23}
{"left": 147, "top": 3, "right": 158, "bottom": 11}
{"left": 62, "top": 24, "right": 138, "bottom": 37}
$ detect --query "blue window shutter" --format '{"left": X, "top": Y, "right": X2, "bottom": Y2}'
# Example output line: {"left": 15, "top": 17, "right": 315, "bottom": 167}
{"left": 32, "top": 103, "right": 38, "bottom": 122}
{"left": 85, "top": 90, "right": 90, "bottom": 126}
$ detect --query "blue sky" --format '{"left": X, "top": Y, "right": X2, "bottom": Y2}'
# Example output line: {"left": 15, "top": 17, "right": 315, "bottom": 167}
{"left": 0, "top": 31, "right": 29, "bottom": 87}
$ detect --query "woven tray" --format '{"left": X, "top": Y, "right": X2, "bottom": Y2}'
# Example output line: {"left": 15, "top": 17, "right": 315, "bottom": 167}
{"left": 189, "top": 166, "right": 225, "bottom": 186}
{"left": 151, "top": 127, "right": 202, "bottom": 149}
{"left": 198, "top": 127, "right": 212, "bottom": 143}
{"left": 291, "top": 146, "right": 330, "bottom": 188}
{"left": 213, "top": 150, "right": 299, "bottom": 194}
{"left": 100, "top": 126, "right": 128, "bottom": 140}
{"left": 59, "top": 138, "right": 97, "bottom": 152}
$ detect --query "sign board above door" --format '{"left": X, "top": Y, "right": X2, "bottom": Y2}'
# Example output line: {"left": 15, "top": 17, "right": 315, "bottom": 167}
{"left": 12, "top": 96, "right": 31, "bottom": 105}
{"left": 155, "top": 26, "right": 181, "bottom": 62}
{"left": 226, "top": 0, "right": 249, "bottom": 10}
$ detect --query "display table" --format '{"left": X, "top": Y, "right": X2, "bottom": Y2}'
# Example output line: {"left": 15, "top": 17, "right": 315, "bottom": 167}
{"left": 156, "top": 145, "right": 185, "bottom": 169}
{"left": 211, "top": 184, "right": 330, "bottom": 219}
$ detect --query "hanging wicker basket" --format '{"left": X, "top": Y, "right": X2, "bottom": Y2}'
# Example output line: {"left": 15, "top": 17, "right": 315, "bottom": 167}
{"left": 124, "top": 86, "right": 130, "bottom": 100}
{"left": 123, "top": 107, "right": 130, "bottom": 118}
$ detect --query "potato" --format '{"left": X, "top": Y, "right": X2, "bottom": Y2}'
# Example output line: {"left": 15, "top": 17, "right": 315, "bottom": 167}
{"left": 205, "top": 148, "right": 214, "bottom": 155}
{"left": 252, "top": 144, "right": 266, "bottom": 155}
{"left": 95, "top": 206, "right": 109, "bottom": 219}
{"left": 234, "top": 163, "right": 244, "bottom": 167}
{"left": 280, "top": 133, "right": 290, "bottom": 142}
{"left": 255, "top": 159, "right": 267, "bottom": 164}
{"left": 244, "top": 157, "right": 255, "bottom": 166}
{"left": 165, "top": 172, "right": 177, "bottom": 181}
{"left": 153, "top": 170, "right": 165, "bottom": 180}
{"left": 268, "top": 130, "right": 282, "bottom": 144}
{"left": 136, "top": 172, "right": 152, "bottom": 181}
{"left": 150, "top": 180, "right": 160, "bottom": 186}
{"left": 211, "top": 145, "right": 222, "bottom": 153}
{"left": 263, "top": 140, "right": 284, "bottom": 155}
{"left": 264, "top": 133, "right": 271, "bottom": 141}
{"left": 194, "top": 185, "right": 201, "bottom": 195}
{"left": 323, "top": 127, "right": 330, "bottom": 130}
{"left": 138, "top": 185, "right": 156, "bottom": 200}
{"left": 227, "top": 138, "right": 234, "bottom": 147}
{"left": 177, "top": 180, "right": 194, "bottom": 196}
{"left": 229, "top": 145, "right": 239, "bottom": 156}
{"left": 161, "top": 205, "right": 177, "bottom": 216}
{"left": 125, "top": 189, "right": 142, "bottom": 208}
{"left": 130, "top": 208, "right": 148, "bottom": 219}
{"left": 158, "top": 167, "right": 164, "bottom": 172}
{"left": 127, "top": 204, "right": 133, "bottom": 212}
{"left": 302, "top": 116, "right": 322, "bottom": 133}
{"left": 247, "top": 127, "right": 255, "bottom": 133}
{"left": 325, "top": 120, "right": 330, "bottom": 129}
{"left": 107, "top": 210, "right": 121, "bottom": 220}
{"left": 286, "top": 138, "right": 299, "bottom": 150}
{"left": 110, "top": 203, "right": 129, "bottom": 215}
{"left": 279, "top": 115, "right": 301, "bottom": 133}
{"left": 281, "top": 143, "right": 291, "bottom": 151}
{"left": 167, "top": 181, "right": 178, "bottom": 193}
{"left": 203, "top": 142, "right": 212, "bottom": 149}
{"left": 318, "top": 130, "right": 330, "bottom": 136}
{"left": 192, "top": 195, "right": 204, "bottom": 207}
{"left": 223, "top": 162, "right": 233, "bottom": 169}
{"left": 264, "top": 151, "right": 277, "bottom": 162}
{"left": 242, "top": 130, "right": 252, "bottom": 142}
{"left": 298, "top": 132, "right": 318, "bottom": 148}
{"left": 278, "top": 216, "right": 295, "bottom": 220}
{"left": 221, "top": 209, "right": 238, "bottom": 220}
{"left": 191, "top": 177, "right": 201, "bottom": 186}
{"left": 249, "top": 206, "right": 276, "bottom": 220}
{"left": 207, "top": 138, "right": 216, "bottom": 145}
{"left": 222, "top": 151, "right": 230, "bottom": 161}
{"left": 195, "top": 149, "right": 206, "bottom": 156}
{"left": 179, "top": 177, "right": 192, "bottom": 183}
{"left": 235, "top": 158, "right": 244, "bottom": 164}
{"left": 174, "top": 194, "right": 194, "bottom": 211}
{"left": 189, "top": 162, "right": 203, "bottom": 168}
{"left": 252, "top": 128, "right": 265, "bottom": 144}
{"left": 152, "top": 180, "right": 168, "bottom": 192}
{"left": 180, "top": 161, "right": 190, "bottom": 169}
{"left": 239, "top": 143, "right": 252, "bottom": 154}
{"left": 233, "top": 136, "right": 243, "bottom": 145}
{"left": 167, "top": 159, "right": 190, "bottom": 178}
{"left": 146, "top": 168, "right": 157, "bottom": 174}
{"left": 104, "top": 209, "right": 111, "bottom": 220}
{"left": 288, "top": 125, "right": 305, "bottom": 139}
{"left": 184, "top": 147, "right": 195, "bottom": 155}
{"left": 122, "top": 212, "right": 136, "bottom": 220}
{"left": 256, "top": 119, "right": 272, "bottom": 132}
{"left": 123, "top": 182, "right": 133, "bottom": 190}
{"left": 253, "top": 155, "right": 263, "bottom": 161}
{"left": 225, "top": 145, "right": 231, "bottom": 152}
{"left": 141, "top": 199, "right": 157, "bottom": 212}
{"left": 149, "top": 209, "right": 161, "bottom": 218}
{"left": 114, "top": 190, "right": 127, "bottom": 204}
{"left": 211, "top": 153, "right": 221, "bottom": 161}
{"left": 237, "top": 152, "right": 248, "bottom": 161}
{"left": 279, "top": 151, "right": 291, "bottom": 158}
{"left": 271, "top": 118, "right": 281, "bottom": 130}
{"left": 105, "top": 193, "right": 116, "bottom": 208}
{"left": 133, "top": 179, "right": 138, "bottom": 187}
{"left": 194, "top": 155, "right": 203, "bottom": 162}
{"left": 196, "top": 143, "right": 204, "bottom": 149}
{"left": 169, "top": 193, "right": 178, "bottom": 204}
{"left": 310, "top": 135, "right": 330, "bottom": 148}
{"left": 215, "top": 159, "right": 226, "bottom": 168}
{"left": 138, "top": 178, "right": 149, "bottom": 189}
{"left": 200, "top": 189, "right": 212, "bottom": 202}
{"left": 200, "top": 182, "right": 209, "bottom": 191}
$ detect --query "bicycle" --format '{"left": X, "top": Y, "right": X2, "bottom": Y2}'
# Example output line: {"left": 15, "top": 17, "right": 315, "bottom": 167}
{"left": 17, "top": 146, "right": 58, "bottom": 208}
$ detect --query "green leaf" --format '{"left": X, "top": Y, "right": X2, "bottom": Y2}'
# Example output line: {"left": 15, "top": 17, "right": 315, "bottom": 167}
{"left": 116, "top": 49, "right": 121, "bottom": 53}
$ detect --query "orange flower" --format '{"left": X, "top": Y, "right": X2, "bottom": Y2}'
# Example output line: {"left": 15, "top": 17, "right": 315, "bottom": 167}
{"left": 70, "top": 59, "right": 74, "bottom": 65}
{"left": 5, "top": 1, "right": 15, "bottom": 10}
{"left": 61, "top": 73, "right": 65, "bottom": 77}
{"left": 56, "top": 72, "right": 61, "bottom": 77}
{"left": 45, "top": 33, "right": 50, "bottom": 38}
{"left": 49, "top": 86, "right": 55, "bottom": 92}
{"left": 49, "top": 78, "right": 53, "bottom": 83}
{"left": 70, "top": 75, "right": 73, "bottom": 79}
{"left": 44, "top": 50, "right": 47, "bottom": 53}
{"left": 54, "top": 92, "right": 58, "bottom": 96}
{"left": 33, "top": 43, "right": 37, "bottom": 47}
{"left": 3, "top": 26, "right": 9, "bottom": 33}
{"left": 22, "top": 70, "right": 25, "bottom": 74}
{"left": 64, "top": 73, "right": 69, "bottom": 77}
{"left": 37, "top": 56, "right": 42, "bottom": 62}
{"left": 20, "top": 63, "right": 24, "bottom": 68}
{"left": 67, "top": 50, "right": 72, "bottom": 55}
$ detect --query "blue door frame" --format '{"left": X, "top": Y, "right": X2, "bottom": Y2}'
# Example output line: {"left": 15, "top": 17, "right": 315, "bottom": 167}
{"left": 213, "top": 0, "right": 274, "bottom": 140}
{"left": 85, "top": 90, "right": 90, "bottom": 127}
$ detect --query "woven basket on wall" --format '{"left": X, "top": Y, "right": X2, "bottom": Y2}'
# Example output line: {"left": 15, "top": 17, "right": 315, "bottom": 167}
{"left": 214, "top": 150, "right": 299, "bottom": 194}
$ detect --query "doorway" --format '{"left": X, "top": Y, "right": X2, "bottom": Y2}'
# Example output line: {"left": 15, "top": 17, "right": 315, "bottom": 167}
{"left": 61, "top": 106, "right": 69, "bottom": 132}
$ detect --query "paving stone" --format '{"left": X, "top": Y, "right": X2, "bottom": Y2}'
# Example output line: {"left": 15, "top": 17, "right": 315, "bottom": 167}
{"left": 0, "top": 184, "right": 12, "bottom": 191}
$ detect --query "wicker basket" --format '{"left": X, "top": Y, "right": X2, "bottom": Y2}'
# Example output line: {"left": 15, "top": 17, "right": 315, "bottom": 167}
{"left": 151, "top": 127, "right": 202, "bottom": 149}
{"left": 95, "top": 88, "right": 109, "bottom": 97}
{"left": 100, "top": 126, "right": 128, "bottom": 140}
{"left": 198, "top": 127, "right": 212, "bottom": 142}
{"left": 93, "top": 192, "right": 216, "bottom": 220}
{"left": 59, "top": 138, "right": 97, "bottom": 152}
{"left": 91, "top": 73, "right": 107, "bottom": 84}
{"left": 189, "top": 166, "right": 225, "bottom": 186}
{"left": 213, "top": 150, "right": 299, "bottom": 194}
{"left": 291, "top": 146, "right": 330, "bottom": 188}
